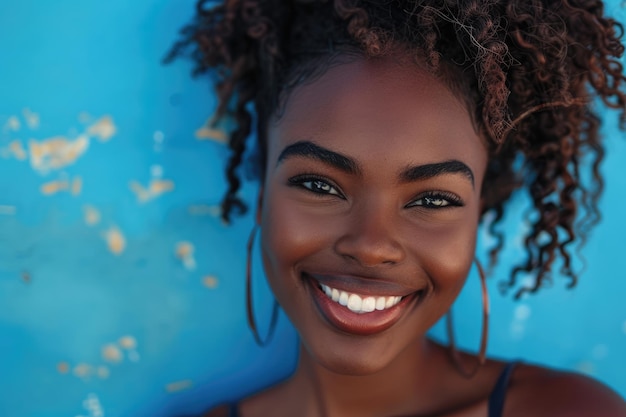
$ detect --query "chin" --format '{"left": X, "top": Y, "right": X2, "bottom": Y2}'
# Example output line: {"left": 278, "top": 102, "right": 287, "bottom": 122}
{"left": 301, "top": 331, "right": 406, "bottom": 376}
{"left": 315, "top": 350, "right": 391, "bottom": 376}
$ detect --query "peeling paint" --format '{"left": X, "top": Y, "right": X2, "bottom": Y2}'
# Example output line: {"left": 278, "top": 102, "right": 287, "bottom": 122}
{"left": 129, "top": 179, "right": 174, "bottom": 203}
{"left": 101, "top": 343, "right": 123, "bottom": 363}
{"left": 41, "top": 179, "right": 70, "bottom": 195}
{"left": 103, "top": 226, "right": 126, "bottom": 255}
{"left": 29, "top": 135, "right": 89, "bottom": 173}
{"left": 118, "top": 335, "right": 137, "bottom": 350}
{"left": 175, "top": 241, "right": 196, "bottom": 270}
{"left": 83, "top": 205, "right": 101, "bottom": 226}
{"left": 87, "top": 116, "right": 116, "bottom": 142}
{"left": 195, "top": 125, "right": 227, "bottom": 143}
{"left": 165, "top": 379, "right": 193, "bottom": 393}
{"left": 0, "top": 140, "right": 28, "bottom": 160}
{"left": 3, "top": 115, "right": 20, "bottom": 132}
{"left": 71, "top": 176, "right": 83, "bottom": 195}
{"left": 202, "top": 275, "right": 219, "bottom": 289}
{"left": 22, "top": 108, "right": 40, "bottom": 129}
{"left": 57, "top": 362, "right": 70, "bottom": 374}
{"left": 73, "top": 363, "right": 93, "bottom": 378}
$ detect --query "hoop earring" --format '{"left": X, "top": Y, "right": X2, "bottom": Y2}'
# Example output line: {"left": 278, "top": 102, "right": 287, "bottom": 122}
{"left": 446, "top": 258, "right": 490, "bottom": 378}
{"left": 246, "top": 224, "right": 279, "bottom": 347}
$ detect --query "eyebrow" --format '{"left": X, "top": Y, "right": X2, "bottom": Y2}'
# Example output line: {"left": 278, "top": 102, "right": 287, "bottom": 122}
{"left": 400, "top": 160, "right": 474, "bottom": 187}
{"left": 277, "top": 140, "right": 360, "bottom": 175}
{"left": 277, "top": 140, "right": 474, "bottom": 187}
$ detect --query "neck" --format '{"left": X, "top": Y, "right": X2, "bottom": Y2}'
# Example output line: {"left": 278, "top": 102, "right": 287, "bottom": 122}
{"left": 288, "top": 338, "right": 450, "bottom": 417}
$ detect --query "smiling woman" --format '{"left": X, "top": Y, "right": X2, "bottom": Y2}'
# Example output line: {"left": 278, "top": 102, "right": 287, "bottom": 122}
{"left": 167, "top": 1, "right": 626, "bottom": 416}
{"left": 260, "top": 60, "right": 486, "bottom": 380}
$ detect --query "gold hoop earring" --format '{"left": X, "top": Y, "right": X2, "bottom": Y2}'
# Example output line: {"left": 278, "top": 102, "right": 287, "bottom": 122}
{"left": 246, "top": 224, "right": 279, "bottom": 346}
{"left": 446, "top": 258, "right": 490, "bottom": 378}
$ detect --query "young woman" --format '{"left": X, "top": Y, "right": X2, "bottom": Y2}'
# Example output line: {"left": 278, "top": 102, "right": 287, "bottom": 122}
{"left": 168, "top": 1, "right": 626, "bottom": 415}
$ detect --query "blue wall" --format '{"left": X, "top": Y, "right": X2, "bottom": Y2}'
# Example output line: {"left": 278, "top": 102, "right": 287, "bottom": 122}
{"left": 0, "top": 2, "right": 624, "bottom": 416}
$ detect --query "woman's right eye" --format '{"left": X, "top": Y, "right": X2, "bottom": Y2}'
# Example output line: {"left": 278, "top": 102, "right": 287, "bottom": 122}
{"left": 289, "top": 176, "right": 343, "bottom": 197}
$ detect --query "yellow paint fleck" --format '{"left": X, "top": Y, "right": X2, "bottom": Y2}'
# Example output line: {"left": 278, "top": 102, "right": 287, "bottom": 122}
{"left": 118, "top": 335, "right": 137, "bottom": 350}
{"left": 195, "top": 126, "right": 227, "bottom": 143}
{"left": 22, "top": 108, "right": 40, "bottom": 129}
{"left": 176, "top": 241, "right": 193, "bottom": 258}
{"left": 7, "top": 140, "right": 27, "bottom": 160}
{"left": 97, "top": 366, "right": 110, "bottom": 379}
{"left": 3, "top": 116, "right": 20, "bottom": 132}
{"left": 28, "top": 135, "right": 89, "bottom": 173}
{"left": 40, "top": 179, "right": 69, "bottom": 195}
{"left": 71, "top": 176, "right": 82, "bottom": 195}
{"left": 101, "top": 343, "right": 123, "bottom": 363}
{"left": 165, "top": 379, "right": 193, "bottom": 393}
{"left": 129, "top": 181, "right": 151, "bottom": 203}
{"left": 129, "top": 179, "right": 175, "bottom": 203}
{"left": 0, "top": 205, "right": 16, "bottom": 215}
{"left": 83, "top": 205, "right": 101, "bottom": 226}
{"left": 57, "top": 362, "right": 69, "bottom": 374}
{"left": 103, "top": 226, "right": 126, "bottom": 255}
{"left": 87, "top": 115, "right": 116, "bottom": 142}
{"left": 202, "top": 275, "right": 219, "bottom": 289}
{"left": 175, "top": 241, "right": 196, "bottom": 271}
{"left": 149, "top": 179, "right": 174, "bottom": 195}
{"left": 73, "top": 363, "right": 92, "bottom": 378}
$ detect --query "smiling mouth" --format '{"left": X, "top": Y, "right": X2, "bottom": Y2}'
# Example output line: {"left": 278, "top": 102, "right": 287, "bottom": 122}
{"left": 319, "top": 283, "right": 404, "bottom": 314}
{"left": 304, "top": 273, "right": 425, "bottom": 336}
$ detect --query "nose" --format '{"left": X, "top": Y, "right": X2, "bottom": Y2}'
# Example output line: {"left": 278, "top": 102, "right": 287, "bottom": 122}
{"left": 334, "top": 201, "right": 406, "bottom": 267}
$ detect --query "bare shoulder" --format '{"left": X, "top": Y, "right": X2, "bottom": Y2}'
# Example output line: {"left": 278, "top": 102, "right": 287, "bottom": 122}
{"left": 504, "top": 363, "right": 626, "bottom": 417}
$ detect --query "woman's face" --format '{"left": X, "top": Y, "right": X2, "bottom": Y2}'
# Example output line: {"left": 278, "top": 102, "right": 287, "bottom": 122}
{"left": 259, "top": 56, "right": 488, "bottom": 375}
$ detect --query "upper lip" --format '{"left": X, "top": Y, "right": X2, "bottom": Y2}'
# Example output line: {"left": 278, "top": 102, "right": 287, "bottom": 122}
{"left": 303, "top": 271, "right": 425, "bottom": 297}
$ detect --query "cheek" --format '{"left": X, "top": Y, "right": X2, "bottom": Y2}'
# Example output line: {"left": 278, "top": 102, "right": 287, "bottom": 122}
{"left": 416, "top": 218, "right": 478, "bottom": 300}
{"left": 258, "top": 188, "right": 321, "bottom": 299}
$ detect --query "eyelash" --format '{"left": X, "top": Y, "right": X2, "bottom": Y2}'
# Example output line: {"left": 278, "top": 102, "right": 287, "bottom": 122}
{"left": 288, "top": 175, "right": 464, "bottom": 209}
{"left": 288, "top": 175, "right": 345, "bottom": 198}
{"left": 405, "top": 191, "right": 464, "bottom": 209}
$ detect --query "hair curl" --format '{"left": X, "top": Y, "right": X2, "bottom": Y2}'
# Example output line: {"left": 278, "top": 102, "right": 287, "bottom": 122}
{"left": 166, "top": 0, "right": 626, "bottom": 298}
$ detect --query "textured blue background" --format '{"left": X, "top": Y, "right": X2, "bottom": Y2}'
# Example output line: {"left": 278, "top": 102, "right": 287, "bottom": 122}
{"left": 0, "top": 2, "right": 624, "bottom": 416}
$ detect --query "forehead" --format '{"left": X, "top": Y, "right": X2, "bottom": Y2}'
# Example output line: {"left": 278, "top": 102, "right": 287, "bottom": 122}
{"left": 267, "top": 56, "right": 486, "bottom": 173}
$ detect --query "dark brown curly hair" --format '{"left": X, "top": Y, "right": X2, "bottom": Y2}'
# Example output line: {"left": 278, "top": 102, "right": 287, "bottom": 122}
{"left": 166, "top": 0, "right": 626, "bottom": 298}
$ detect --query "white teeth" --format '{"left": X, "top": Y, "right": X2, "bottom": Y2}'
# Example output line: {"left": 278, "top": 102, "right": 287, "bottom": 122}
{"left": 339, "top": 291, "right": 349, "bottom": 306}
{"left": 322, "top": 284, "right": 331, "bottom": 297}
{"left": 362, "top": 297, "right": 376, "bottom": 312}
{"left": 347, "top": 294, "right": 362, "bottom": 312}
{"left": 319, "top": 284, "right": 403, "bottom": 313}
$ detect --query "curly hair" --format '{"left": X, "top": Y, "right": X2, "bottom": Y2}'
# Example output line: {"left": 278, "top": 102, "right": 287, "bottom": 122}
{"left": 165, "top": 0, "right": 626, "bottom": 299}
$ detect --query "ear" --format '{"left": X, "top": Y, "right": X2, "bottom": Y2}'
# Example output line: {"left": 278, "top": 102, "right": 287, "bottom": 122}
{"left": 255, "top": 186, "right": 264, "bottom": 225}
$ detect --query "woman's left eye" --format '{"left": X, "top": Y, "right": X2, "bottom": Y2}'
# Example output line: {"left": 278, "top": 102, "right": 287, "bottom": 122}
{"left": 406, "top": 193, "right": 463, "bottom": 209}
{"left": 303, "top": 179, "right": 340, "bottom": 195}
{"left": 288, "top": 176, "right": 343, "bottom": 197}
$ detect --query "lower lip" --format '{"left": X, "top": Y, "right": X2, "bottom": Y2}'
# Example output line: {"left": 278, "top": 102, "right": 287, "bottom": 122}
{"left": 306, "top": 277, "right": 422, "bottom": 336}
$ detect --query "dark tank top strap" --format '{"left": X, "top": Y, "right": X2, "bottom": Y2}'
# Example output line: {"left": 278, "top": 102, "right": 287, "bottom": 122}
{"left": 229, "top": 402, "right": 240, "bottom": 417}
{"left": 487, "top": 361, "right": 520, "bottom": 417}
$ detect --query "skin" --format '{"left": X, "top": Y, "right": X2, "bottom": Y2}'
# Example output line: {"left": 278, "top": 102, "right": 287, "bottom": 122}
{"left": 208, "top": 56, "right": 626, "bottom": 417}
